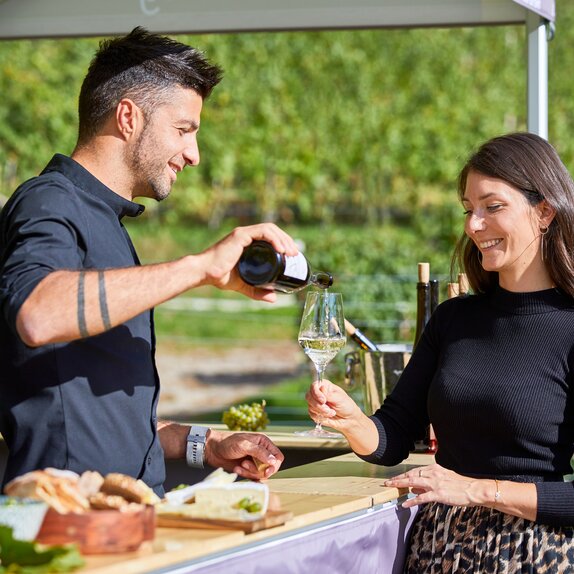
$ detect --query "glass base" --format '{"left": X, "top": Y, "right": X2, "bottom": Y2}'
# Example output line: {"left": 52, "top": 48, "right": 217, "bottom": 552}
{"left": 294, "top": 427, "right": 342, "bottom": 439}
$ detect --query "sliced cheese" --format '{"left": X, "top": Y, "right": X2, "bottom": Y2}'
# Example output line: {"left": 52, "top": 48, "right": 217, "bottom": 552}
{"left": 164, "top": 468, "right": 238, "bottom": 505}
{"left": 158, "top": 482, "right": 268, "bottom": 522}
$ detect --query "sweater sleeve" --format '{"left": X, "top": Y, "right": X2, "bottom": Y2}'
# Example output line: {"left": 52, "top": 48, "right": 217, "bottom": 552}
{"left": 536, "top": 481, "right": 574, "bottom": 526}
{"left": 356, "top": 301, "right": 452, "bottom": 466}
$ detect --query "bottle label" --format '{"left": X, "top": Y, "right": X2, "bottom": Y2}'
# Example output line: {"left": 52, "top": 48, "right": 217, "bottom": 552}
{"left": 284, "top": 253, "right": 309, "bottom": 281}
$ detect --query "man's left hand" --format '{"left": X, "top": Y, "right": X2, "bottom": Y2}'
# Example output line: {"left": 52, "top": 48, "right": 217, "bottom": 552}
{"left": 205, "top": 429, "right": 284, "bottom": 480}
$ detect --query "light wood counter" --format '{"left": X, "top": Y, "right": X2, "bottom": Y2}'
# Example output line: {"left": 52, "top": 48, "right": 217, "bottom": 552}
{"left": 79, "top": 452, "right": 433, "bottom": 574}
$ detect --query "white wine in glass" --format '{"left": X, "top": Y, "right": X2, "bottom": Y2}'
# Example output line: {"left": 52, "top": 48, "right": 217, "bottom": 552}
{"left": 295, "top": 291, "right": 346, "bottom": 438}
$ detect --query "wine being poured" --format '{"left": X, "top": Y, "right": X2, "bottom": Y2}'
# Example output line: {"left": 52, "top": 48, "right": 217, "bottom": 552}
{"left": 296, "top": 291, "right": 346, "bottom": 439}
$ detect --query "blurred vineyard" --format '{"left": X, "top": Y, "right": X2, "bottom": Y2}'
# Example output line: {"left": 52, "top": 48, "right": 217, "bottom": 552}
{"left": 3, "top": 3, "right": 574, "bottom": 422}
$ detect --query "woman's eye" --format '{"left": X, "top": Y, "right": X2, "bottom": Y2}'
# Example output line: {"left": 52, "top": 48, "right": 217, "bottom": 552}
{"left": 463, "top": 209, "right": 472, "bottom": 216}
{"left": 487, "top": 204, "right": 503, "bottom": 212}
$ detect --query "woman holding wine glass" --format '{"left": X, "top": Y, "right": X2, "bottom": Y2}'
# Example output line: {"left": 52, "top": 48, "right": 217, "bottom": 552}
{"left": 305, "top": 133, "right": 574, "bottom": 572}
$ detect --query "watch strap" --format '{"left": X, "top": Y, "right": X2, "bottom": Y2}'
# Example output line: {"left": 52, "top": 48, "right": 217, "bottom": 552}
{"left": 186, "top": 425, "right": 209, "bottom": 468}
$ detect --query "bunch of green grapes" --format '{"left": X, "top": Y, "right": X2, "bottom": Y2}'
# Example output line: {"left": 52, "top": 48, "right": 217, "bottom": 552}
{"left": 222, "top": 400, "right": 269, "bottom": 431}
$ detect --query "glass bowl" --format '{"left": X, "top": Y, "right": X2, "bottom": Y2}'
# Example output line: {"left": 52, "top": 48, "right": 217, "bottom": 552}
{"left": 0, "top": 495, "right": 49, "bottom": 540}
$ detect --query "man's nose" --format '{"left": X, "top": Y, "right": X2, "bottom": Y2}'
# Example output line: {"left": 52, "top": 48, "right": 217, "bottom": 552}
{"left": 183, "top": 141, "right": 200, "bottom": 167}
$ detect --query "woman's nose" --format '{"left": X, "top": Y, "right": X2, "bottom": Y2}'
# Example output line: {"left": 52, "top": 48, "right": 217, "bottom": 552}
{"left": 467, "top": 213, "right": 486, "bottom": 233}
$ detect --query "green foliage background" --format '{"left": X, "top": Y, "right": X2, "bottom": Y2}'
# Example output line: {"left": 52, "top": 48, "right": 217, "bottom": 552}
{"left": 1, "top": 2, "right": 573, "bottom": 346}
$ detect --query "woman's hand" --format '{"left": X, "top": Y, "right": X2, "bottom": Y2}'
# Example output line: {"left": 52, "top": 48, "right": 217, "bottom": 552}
{"left": 384, "top": 464, "right": 489, "bottom": 509}
{"left": 305, "top": 379, "right": 380, "bottom": 455}
{"left": 305, "top": 379, "right": 363, "bottom": 431}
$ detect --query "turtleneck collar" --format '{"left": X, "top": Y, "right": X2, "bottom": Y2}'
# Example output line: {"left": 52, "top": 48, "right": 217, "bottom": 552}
{"left": 42, "top": 154, "right": 145, "bottom": 219}
{"left": 488, "top": 284, "right": 573, "bottom": 315}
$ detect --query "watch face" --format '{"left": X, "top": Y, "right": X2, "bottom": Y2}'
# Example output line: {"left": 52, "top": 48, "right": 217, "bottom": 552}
{"left": 189, "top": 426, "right": 209, "bottom": 440}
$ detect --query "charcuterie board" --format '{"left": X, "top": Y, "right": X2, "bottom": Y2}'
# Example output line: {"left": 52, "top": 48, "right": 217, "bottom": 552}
{"left": 157, "top": 509, "right": 293, "bottom": 533}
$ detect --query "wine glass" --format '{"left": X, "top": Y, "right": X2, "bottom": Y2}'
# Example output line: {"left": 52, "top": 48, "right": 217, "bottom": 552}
{"left": 295, "top": 291, "right": 346, "bottom": 438}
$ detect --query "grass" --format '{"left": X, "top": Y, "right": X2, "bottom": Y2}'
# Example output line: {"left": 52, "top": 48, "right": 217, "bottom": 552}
{"left": 154, "top": 298, "right": 301, "bottom": 350}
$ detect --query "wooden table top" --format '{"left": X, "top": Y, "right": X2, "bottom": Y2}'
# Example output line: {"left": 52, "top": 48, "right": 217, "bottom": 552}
{"left": 79, "top": 452, "right": 433, "bottom": 574}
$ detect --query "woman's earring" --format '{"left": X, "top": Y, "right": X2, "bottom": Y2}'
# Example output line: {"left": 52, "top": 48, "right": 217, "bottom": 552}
{"left": 540, "top": 226, "right": 549, "bottom": 262}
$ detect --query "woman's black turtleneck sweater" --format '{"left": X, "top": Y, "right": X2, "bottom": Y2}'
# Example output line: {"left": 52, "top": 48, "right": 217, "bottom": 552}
{"left": 362, "top": 286, "right": 574, "bottom": 526}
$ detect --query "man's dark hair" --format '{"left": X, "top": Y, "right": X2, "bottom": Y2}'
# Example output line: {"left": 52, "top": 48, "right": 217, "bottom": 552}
{"left": 77, "top": 27, "right": 223, "bottom": 145}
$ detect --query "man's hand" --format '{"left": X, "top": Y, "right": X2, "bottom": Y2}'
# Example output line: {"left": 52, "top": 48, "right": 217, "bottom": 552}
{"left": 205, "top": 429, "right": 284, "bottom": 480}
{"left": 197, "top": 223, "right": 299, "bottom": 302}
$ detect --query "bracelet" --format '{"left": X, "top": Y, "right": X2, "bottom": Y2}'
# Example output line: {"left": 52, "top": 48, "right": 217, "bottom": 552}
{"left": 494, "top": 479, "right": 501, "bottom": 504}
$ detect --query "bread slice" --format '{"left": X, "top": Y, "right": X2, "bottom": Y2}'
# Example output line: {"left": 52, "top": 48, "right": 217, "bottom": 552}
{"left": 101, "top": 473, "right": 160, "bottom": 505}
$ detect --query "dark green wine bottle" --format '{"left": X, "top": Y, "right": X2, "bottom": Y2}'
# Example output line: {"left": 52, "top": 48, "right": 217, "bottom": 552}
{"left": 413, "top": 262, "right": 431, "bottom": 349}
{"left": 344, "top": 319, "right": 379, "bottom": 352}
{"left": 237, "top": 240, "right": 333, "bottom": 293}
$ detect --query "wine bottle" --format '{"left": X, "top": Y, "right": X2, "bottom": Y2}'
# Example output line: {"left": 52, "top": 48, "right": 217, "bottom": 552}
{"left": 430, "top": 279, "right": 440, "bottom": 314}
{"left": 447, "top": 282, "right": 460, "bottom": 299}
{"left": 237, "top": 240, "right": 333, "bottom": 293}
{"left": 458, "top": 272, "right": 469, "bottom": 295}
{"left": 412, "top": 262, "right": 437, "bottom": 455}
{"left": 344, "top": 319, "right": 379, "bottom": 352}
{"left": 413, "top": 262, "right": 431, "bottom": 349}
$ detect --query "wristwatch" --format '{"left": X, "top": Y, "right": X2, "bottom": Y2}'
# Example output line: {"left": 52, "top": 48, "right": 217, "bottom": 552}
{"left": 186, "top": 425, "right": 210, "bottom": 468}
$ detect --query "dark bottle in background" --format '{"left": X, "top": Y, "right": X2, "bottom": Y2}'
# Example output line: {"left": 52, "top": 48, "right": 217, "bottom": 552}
{"left": 413, "top": 262, "right": 437, "bottom": 455}
{"left": 237, "top": 240, "right": 333, "bottom": 293}
{"left": 344, "top": 319, "right": 379, "bottom": 352}
{"left": 430, "top": 278, "right": 440, "bottom": 314}
{"left": 413, "top": 262, "right": 431, "bottom": 349}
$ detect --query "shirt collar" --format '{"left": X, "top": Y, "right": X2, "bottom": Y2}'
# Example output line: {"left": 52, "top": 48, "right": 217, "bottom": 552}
{"left": 42, "top": 154, "right": 145, "bottom": 219}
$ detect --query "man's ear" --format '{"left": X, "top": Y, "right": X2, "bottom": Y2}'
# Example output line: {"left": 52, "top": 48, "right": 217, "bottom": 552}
{"left": 116, "top": 98, "right": 142, "bottom": 140}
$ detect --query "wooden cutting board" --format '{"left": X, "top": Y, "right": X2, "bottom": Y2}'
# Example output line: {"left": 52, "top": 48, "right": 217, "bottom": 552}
{"left": 156, "top": 509, "right": 293, "bottom": 533}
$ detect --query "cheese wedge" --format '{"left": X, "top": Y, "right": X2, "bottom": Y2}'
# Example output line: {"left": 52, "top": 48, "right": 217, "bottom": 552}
{"left": 164, "top": 468, "right": 238, "bottom": 505}
{"left": 158, "top": 482, "right": 268, "bottom": 522}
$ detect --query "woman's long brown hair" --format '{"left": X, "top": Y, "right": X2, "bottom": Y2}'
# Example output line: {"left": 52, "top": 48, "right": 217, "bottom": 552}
{"left": 451, "top": 132, "right": 574, "bottom": 298}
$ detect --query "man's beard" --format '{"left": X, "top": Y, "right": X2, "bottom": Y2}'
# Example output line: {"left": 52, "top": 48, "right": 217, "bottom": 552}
{"left": 129, "top": 125, "right": 172, "bottom": 202}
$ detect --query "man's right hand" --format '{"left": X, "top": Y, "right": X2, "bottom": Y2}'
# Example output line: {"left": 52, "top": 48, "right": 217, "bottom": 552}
{"left": 197, "top": 223, "right": 299, "bottom": 302}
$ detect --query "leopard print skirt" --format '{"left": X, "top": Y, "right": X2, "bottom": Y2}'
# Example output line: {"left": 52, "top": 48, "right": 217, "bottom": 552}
{"left": 403, "top": 502, "right": 574, "bottom": 573}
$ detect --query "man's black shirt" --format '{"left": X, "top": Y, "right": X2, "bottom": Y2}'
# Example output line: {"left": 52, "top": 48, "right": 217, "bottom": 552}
{"left": 0, "top": 154, "right": 166, "bottom": 493}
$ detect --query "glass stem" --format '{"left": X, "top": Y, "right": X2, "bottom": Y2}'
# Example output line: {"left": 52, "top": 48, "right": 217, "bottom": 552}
{"left": 315, "top": 365, "right": 326, "bottom": 430}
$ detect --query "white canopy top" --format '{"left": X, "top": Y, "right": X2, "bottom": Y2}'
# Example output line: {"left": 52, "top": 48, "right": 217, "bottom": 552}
{"left": 0, "top": 0, "right": 555, "bottom": 40}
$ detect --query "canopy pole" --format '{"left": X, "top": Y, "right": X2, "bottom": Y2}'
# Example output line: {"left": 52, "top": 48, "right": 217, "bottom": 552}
{"left": 526, "top": 11, "right": 549, "bottom": 139}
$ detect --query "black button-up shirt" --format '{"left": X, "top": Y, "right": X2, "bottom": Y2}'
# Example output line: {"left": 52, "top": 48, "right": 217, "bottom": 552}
{"left": 0, "top": 154, "right": 165, "bottom": 494}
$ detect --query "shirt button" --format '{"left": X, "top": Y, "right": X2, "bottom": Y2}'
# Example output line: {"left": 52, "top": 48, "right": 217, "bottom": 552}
{"left": 147, "top": 457, "right": 152, "bottom": 466}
